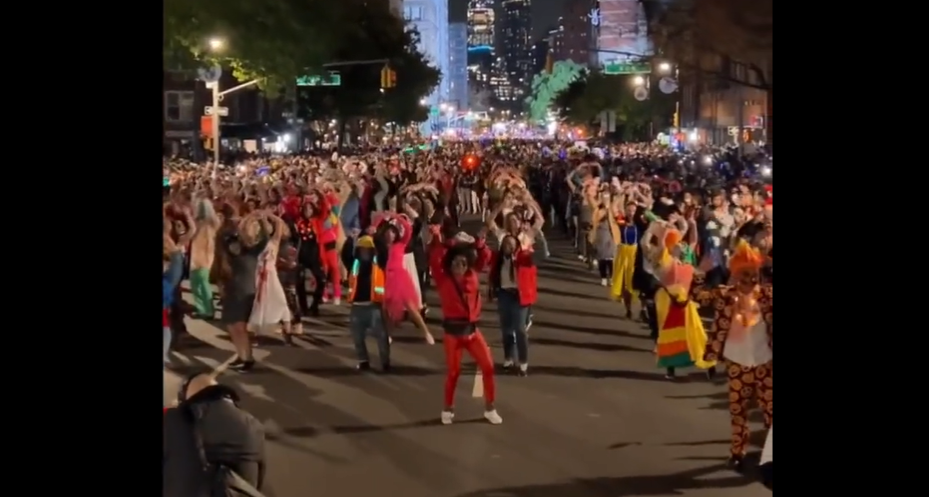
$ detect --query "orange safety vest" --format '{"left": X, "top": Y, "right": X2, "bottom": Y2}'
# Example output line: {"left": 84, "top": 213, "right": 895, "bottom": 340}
{"left": 348, "top": 257, "right": 385, "bottom": 303}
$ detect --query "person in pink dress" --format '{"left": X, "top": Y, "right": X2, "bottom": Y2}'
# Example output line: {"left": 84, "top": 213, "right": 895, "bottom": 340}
{"left": 374, "top": 212, "right": 435, "bottom": 344}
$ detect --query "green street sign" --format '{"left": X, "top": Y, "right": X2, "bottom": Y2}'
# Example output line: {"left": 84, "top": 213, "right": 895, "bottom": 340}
{"left": 296, "top": 71, "right": 342, "bottom": 86}
{"left": 429, "top": 106, "right": 440, "bottom": 117}
{"left": 603, "top": 62, "right": 651, "bottom": 75}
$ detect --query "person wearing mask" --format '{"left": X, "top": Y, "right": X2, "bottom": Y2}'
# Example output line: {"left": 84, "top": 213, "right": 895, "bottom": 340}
{"left": 488, "top": 234, "right": 537, "bottom": 375}
{"left": 219, "top": 210, "right": 270, "bottom": 372}
{"left": 188, "top": 197, "right": 219, "bottom": 319}
{"left": 163, "top": 373, "right": 267, "bottom": 497}
{"left": 346, "top": 235, "right": 391, "bottom": 371}
{"left": 429, "top": 231, "right": 501, "bottom": 425}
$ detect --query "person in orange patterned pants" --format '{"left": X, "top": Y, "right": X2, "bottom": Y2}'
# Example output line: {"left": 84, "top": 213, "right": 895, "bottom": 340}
{"left": 702, "top": 240, "right": 773, "bottom": 470}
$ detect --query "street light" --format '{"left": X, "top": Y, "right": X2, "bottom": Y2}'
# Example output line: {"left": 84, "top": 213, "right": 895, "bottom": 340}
{"left": 658, "top": 62, "right": 671, "bottom": 73}
{"left": 420, "top": 98, "right": 427, "bottom": 105}
{"left": 632, "top": 75, "right": 645, "bottom": 86}
{"left": 208, "top": 37, "right": 225, "bottom": 51}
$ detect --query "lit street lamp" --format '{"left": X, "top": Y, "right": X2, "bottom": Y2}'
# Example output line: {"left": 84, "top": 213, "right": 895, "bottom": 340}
{"left": 208, "top": 37, "right": 225, "bottom": 51}
{"left": 657, "top": 62, "right": 671, "bottom": 73}
{"left": 632, "top": 75, "right": 645, "bottom": 86}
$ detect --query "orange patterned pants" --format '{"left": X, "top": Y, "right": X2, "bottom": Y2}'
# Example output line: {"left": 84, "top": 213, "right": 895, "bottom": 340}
{"left": 726, "top": 360, "right": 773, "bottom": 457}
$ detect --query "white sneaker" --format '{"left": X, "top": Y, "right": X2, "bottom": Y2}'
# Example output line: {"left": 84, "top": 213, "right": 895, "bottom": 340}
{"left": 333, "top": 297, "right": 341, "bottom": 306}
{"left": 503, "top": 359, "right": 514, "bottom": 368}
{"left": 484, "top": 409, "right": 503, "bottom": 425}
{"left": 600, "top": 278, "right": 608, "bottom": 286}
{"left": 441, "top": 410, "right": 455, "bottom": 425}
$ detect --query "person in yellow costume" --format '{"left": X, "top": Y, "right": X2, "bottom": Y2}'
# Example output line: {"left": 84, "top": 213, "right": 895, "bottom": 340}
{"left": 609, "top": 201, "right": 641, "bottom": 318}
{"left": 701, "top": 240, "right": 773, "bottom": 470}
{"left": 640, "top": 221, "right": 716, "bottom": 380}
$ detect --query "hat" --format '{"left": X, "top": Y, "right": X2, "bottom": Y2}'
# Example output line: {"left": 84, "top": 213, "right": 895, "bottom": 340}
{"left": 355, "top": 236, "right": 375, "bottom": 249}
{"left": 454, "top": 232, "right": 475, "bottom": 243}
{"left": 728, "top": 240, "right": 764, "bottom": 275}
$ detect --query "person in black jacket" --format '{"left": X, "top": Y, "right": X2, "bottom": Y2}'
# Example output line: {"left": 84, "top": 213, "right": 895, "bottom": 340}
{"left": 163, "top": 373, "right": 267, "bottom": 497}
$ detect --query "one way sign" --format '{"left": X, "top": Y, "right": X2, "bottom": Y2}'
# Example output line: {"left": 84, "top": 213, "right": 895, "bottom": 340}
{"left": 204, "top": 106, "right": 229, "bottom": 117}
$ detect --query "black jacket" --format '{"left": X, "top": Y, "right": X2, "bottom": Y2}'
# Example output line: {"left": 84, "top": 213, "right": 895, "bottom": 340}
{"left": 163, "top": 385, "right": 267, "bottom": 497}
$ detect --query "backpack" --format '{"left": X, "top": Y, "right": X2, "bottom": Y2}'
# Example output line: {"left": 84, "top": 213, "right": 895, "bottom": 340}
{"left": 189, "top": 412, "right": 266, "bottom": 497}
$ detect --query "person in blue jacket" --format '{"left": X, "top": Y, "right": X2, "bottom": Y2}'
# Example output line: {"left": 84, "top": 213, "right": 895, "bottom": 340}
{"left": 163, "top": 235, "right": 186, "bottom": 366}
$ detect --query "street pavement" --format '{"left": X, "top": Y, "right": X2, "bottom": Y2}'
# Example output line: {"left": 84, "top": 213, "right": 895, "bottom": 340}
{"left": 165, "top": 217, "right": 771, "bottom": 497}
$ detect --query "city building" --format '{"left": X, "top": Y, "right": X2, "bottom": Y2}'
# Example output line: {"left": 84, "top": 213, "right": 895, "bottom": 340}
{"left": 530, "top": 37, "right": 549, "bottom": 75}
{"left": 499, "top": 0, "right": 532, "bottom": 109}
{"left": 467, "top": 0, "right": 495, "bottom": 101}
{"left": 448, "top": 22, "right": 469, "bottom": 110}
{"left": 595, "top": 0, "right": 651, "bottom": 66}
{"left": 489, "top": 55, "right": 512, "bottom": 104}
{"left": 679, "top": 56, "right": 770, "bottom": 146}
{"left": 403, "top": 0, "right": 449, "bottom": 110}
{"left": 547, "top": 23, "right": 565, "bottom": 62}
{"left": 560, "top": 0, "right": 597, "bottom": 66}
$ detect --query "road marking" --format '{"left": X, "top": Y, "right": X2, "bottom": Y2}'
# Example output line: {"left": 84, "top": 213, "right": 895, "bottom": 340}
{"left": 472, "top": 371, "right": 483, "bottom": 397}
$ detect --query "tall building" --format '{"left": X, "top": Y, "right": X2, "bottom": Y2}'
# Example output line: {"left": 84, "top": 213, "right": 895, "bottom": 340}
{"left": 530, "top": 38, "right": 549, "bottom": 75}
{"left": 595, "top": 0, "right": 651, "bottom": 66}
{"left": 561, "top": 0, "right": 597, "bottom": 66}
{"left": 499, "top": 0, "right": 532, "bottom": 109}
{"left": 548, "top": 21, "right": 566, "bottom": 62}
{"left": 448, "top": 23, "right": 469, "bottom": 110}
{"left": 403, "top": 0, "right": 450, "bottom": 109}
{"left": 467, "top": 0, "right": 495, "bottom": 103}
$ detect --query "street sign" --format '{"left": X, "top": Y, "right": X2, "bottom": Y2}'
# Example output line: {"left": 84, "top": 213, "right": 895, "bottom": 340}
{"left": 204, "top": 106, "right": 229, "bottom": 117}
{"left": 429, "top": 106, "right": 440, "bottom": 117}
{"left": 633, "top": 86, "right": 648, "bottom": 101}
{"left": 296, "top": 71, "right": 342, "bottom": 86}
{"left": 197, "top": 65, "right": 222, "bottom": 83}
{"left": 603, "top": 62, "right": 651, "bottom": 75}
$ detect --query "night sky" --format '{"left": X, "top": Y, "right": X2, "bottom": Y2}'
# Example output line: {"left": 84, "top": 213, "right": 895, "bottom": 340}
{"left": 448, "top": 0, "right": 569, "bottom": 41}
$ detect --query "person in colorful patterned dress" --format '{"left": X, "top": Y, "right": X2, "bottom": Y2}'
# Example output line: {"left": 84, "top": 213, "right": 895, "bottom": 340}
{"left": 700, "top": 240, "right": 773, "bottom": 470}
{"left": 641, "top": 220, "right": 716, "bottom": 379}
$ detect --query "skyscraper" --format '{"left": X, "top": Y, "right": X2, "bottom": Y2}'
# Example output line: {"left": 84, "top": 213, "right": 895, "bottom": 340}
{"left": 561, "top": 0, "right": 597, "bottom": 66}
{"left": 403, "top": 0, "right": 449, "bottom": 108}
{"left": 448, "top": 23, "right": 469, "bottom": 110}
{"left": 467, "top": 0, "right": 495, "bottom": 104}
{"left": 499, "top": 0, "right": 531, "bottom": 110}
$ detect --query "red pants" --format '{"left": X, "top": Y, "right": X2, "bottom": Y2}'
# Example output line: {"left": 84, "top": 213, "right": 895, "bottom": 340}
{"left": 443, "top": 330, "right": 496, "bottom": 408}
{"left": 320, "top": 249, "right": 341, "bottom": 299}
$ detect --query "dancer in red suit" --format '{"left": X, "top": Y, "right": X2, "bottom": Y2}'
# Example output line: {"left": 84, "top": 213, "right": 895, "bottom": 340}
{"left": 429, "top": 230, "right": 502, "bottom": 425}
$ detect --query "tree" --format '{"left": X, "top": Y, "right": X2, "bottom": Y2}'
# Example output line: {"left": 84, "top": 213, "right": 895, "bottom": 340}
{"left": 553, "top": 72, "right": 676, "bottom": 141}
{"left": 297, "top": 2, "right": 439, "bottom": 141}
{"left": 164, "top": 0, "right": 342, "bottom": 91}
{"left": 523, "top": 61, "right": 585, "bottom": 123}
{"left": 650, "top": 0, "right": 772, "bottom": 91}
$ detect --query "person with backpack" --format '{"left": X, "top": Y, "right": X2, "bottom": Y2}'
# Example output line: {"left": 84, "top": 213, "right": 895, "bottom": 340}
{"left": 163, "top": 373, "right": 267, "bottom": 497}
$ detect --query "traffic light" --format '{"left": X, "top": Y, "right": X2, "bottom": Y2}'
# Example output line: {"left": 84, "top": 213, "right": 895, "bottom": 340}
{"left": 380, "top": 65, "right": 397, "bottom": 89}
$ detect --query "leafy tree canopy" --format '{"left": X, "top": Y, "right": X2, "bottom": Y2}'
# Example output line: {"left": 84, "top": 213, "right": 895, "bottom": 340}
{"left": 524, "top": 60, "right": 584, "bottom": 122}
{"left": 164, "top": 0, "right": 344, "bottom": 92}
{"left": 553, "top": 72, "right": 676, "bottom": 140}
{"left": 650, "top": 0, "right": 772, "bottom": 90}
{"left": 298, "top": 3, "right": 440, "bottom": 124}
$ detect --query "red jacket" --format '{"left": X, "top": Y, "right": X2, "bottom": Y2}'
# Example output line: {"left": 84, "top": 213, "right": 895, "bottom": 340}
{"left": 429, "top": 238, "right": 492, "bottom": 323}
{"left": 488, "top": 249, "right": 538, "bottom": 306}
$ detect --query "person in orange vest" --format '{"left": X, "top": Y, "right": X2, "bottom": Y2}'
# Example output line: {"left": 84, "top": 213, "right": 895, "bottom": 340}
{"left": 347, "top": 235, "right": 391, "bottom": 372}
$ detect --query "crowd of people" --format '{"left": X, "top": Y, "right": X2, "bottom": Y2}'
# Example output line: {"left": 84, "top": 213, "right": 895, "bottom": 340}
{"left": 162, "top": 140, "right": 773, "bottom": 495}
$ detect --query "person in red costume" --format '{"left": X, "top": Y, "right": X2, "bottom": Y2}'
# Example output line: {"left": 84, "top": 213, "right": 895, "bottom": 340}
{"left": 305, "top": 190, "right": 342, "bottom": 305}
{"left": 428, "top": 230, "right": 503, "bottom": 425}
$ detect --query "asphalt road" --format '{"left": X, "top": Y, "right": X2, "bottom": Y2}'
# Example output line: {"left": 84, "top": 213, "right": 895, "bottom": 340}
{"left": 165, "top": 217, "right": 771, "bottom": 497}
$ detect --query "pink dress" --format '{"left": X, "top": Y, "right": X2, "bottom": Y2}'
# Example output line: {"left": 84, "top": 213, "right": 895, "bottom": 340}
{"left": 381, "top": 216, "right": 419, "bottom": 323}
